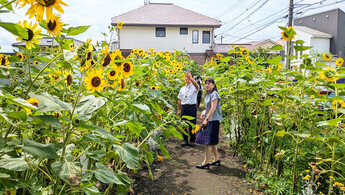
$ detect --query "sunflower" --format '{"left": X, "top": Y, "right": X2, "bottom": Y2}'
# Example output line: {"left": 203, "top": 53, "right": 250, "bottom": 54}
{"left": 138, "top": 49, "right": 144, "bottom": 56}
{"left": 319, "top": 67, "right": 339, "bottom": 82}
{"left": 131, "top": 49, "right": 138, "bottom": 55}
{"left": 16, "top": 52, "right": 26, "bottom": 61}
{"left": 63, "top": 69, "right": 73, "bottom": 88}
{"left": 241, "top": 48, "right": 249, "bottom": 56}
{"left": 134, "top": 80, "right": 142, "bottom": 88}
{"left": 16, "top": 20, "right": 42, "bottom": 49}
{"left": 107, "top": 67, "right": 118, "bottom": 80}
{"left": 163, "top": 54, "right": 170, "bottom": 61}
{"left": 24, "top": 97, "right": 39, "bottom": 114}
{"left": 118, "top": 78, "right": 125, "bottom": 91}
{"left": 84, "top": 68, "right": 104, "bottom": 93}
{"left": 336, "top": 57, "right": 344, "bottom": 66}
{"left": 246, "top": 56, "right": 254, "bottom": 65}
{"left": 322, "top": 53, "right": 332, "bottom": 61}
{"left": 16, "top": 0, "right": 35, "bottom": 8}
{"left": 150, "top": 86, "right": 157, "bottom": 90}
{"left": 26, "top": 0, "right": 68, "bottom": 22}
{"left": 46, "top": 13, "right": 63, "bottom": 36}
{"left": 191, "top": 124, "right": 200, "bottom": 134}
{"left": 233, "top": 46, "right": 242, "bottom": 54}
{"left": 33, "top": 61, "right": 39, "bottom": 65}
{"left": 101, "top": 45, "right": 111, "bottom": 68}
{"left": 117, "top": 21, "right": 124, "bottom": 30}
{"left": 0, "top": 54, "right": 10, "bottom": 67}
{"left": 267, "top": 66, "right": 272, "bottom": 73}
{"left": 216, "top": 53, "right": 223, "bottom": 60}
{"left": 107, "top": 79, "right": 117, "bottom": 88}
{"left": 281, "top": 26, "right": 295, "bottom": 41}
{"left": 121, "top": 61, "right": 134, "bottom": 78}
{"left": 332, "top": 100, "right": 345, "bottom": 110}
{"left": 158, "top": 51, "right": 163, "bottom": 57}
{"left": 69, "top": 42, "right": 75, "bottom": 51}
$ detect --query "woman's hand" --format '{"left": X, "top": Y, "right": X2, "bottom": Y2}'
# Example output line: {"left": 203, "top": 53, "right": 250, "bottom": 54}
{"left": 202, "top": 119, "right": 208, "bottom": 126}
{"left": 186, "top": 72, "right": 192, "bottom": 80}
{"left": 200, "top": 113, "right": 205, "bottom": 120}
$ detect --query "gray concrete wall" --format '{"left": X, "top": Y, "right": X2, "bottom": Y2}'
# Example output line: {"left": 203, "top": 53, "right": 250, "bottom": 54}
{"left": 294, "top": 9, "right": 344, "bottom": 57}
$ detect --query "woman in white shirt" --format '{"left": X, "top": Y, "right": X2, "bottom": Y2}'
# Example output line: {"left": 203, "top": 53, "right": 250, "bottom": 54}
{"left": 177, "top": 72, "right": 199, "bottom": 147}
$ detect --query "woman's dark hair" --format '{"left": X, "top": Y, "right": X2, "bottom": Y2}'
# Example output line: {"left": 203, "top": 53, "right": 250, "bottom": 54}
{"left": 205, "top": 78, "right": 218, "bottom": 93}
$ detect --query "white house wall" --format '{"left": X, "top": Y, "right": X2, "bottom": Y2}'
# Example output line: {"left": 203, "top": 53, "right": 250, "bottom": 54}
{"left": 310, "top": 38, "right": 330, "bottom": 54}
{"left": 119, "top": 26, "right": 213, "bottom": 53}
{"left": 295, "top": 29, "right": 312, "bottom": 55}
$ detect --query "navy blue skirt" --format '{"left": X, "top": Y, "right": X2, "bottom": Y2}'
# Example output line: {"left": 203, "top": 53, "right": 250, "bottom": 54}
{"left": 206, "top": 121, "right": 220, "bottom": 145}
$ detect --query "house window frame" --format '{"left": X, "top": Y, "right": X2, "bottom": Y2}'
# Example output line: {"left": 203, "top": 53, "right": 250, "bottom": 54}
{"left": 202, "top": 31, "right": 211, "bottom": 44}
{"left": 156, "top": 27, "right": 166, "bottom": 37}
{"left": 180, "top": 27, "right": 188, "bottom": 35}
{"left": 192, "top": 30, "right": 199, "bottom": 44}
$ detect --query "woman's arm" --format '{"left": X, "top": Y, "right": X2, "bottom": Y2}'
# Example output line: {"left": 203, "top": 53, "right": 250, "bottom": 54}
{"left": 202, "top": 99, "right": 218, "bottom": 126}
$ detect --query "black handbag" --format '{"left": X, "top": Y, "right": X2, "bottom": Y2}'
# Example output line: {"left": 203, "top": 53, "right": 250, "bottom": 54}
{"left": 195, "top": 126, "right": 209, "bottom": 145}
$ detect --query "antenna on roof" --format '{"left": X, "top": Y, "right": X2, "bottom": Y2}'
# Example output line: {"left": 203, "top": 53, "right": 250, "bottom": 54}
{"left": 144, "top": 0, "right": 150, "bottom": 5}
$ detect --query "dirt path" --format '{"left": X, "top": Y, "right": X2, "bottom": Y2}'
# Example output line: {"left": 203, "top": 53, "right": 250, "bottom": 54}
{"left": 132, "top": 110, "right": 257, "bottom": 195}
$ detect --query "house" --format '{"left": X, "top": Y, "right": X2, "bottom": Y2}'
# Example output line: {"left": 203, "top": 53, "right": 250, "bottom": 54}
{"left": 293, "top": 26, "right": 332, "bottom": 59}
{"left": 213, "top": 39, "right": 281, "bottom": 55}
{"left": 111, "top": 3, "right": 221, "bottom": 64}
{"left": 294, "top": 8, "right": 345, "bottom": 58}
{"left": 12, "top": 37, "right": 84, "bottom": 53}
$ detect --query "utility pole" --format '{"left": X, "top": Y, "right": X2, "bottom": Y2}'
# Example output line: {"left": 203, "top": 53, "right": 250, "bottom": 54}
{"left": 221, "top": 35, "right": 224, "bottom": 44}
{"left": 286, "top": 0, "right": 294, "bottom": 69}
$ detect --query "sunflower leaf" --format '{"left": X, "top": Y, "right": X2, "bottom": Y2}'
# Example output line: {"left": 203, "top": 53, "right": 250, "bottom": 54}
{"left": 113, "top": 143, "right": 140, "bottom": 170}
{"left": 93, "top": 163, "right": 124, "bottom": 185}
{"left": 76, "top": 95, "right": 106, "bottom": 121}
{"left": 0, "top": 22, "right": 28, "bottom": 40}
{"left": 270, "top": 45, "right": 283, "bottom": 51}
{"left": 67, "top": 25, "right": 91, "bottom": 36}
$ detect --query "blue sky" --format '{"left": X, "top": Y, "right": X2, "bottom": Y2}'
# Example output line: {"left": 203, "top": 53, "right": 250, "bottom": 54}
{"left": 1, "top": 0, "right": 345, "bottom": 52}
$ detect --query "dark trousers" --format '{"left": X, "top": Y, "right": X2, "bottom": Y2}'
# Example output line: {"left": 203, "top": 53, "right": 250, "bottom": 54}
{"left": 181, "top": 104, "right": 197, "bottom": 143}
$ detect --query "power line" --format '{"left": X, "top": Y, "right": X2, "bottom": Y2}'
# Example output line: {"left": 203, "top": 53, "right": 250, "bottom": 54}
{"left": 228, "top": 6, "right": 289, "bottom": 35}
{"left": 220, "top": 0, "right": 330, "bottom": 43}
{"left": 232, "top": 18, "right": 285, "bottom": 43}
{"left": 215, "top": 0, "right": 243, "bottom": 19}
{"left": 220, "top": 0, "right": 264, "bottom": 27}
{"left": 220, "top": 0, "right": 271, "bottom": 34}
{"left": 295, "top": 0, "right": 345, "bottom": 17}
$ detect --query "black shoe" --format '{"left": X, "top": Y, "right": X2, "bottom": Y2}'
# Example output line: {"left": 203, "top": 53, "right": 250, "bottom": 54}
{"left": 209, "top": 160, "right": 221, "bottom": 166}
{"left": 189, "top": 143, "right": 195, "bottom": 147}
{"left": 196, "top": 163, "right": 210, "bottom": 169}
{"left": 181, "top": 143, "right": 189, "bottom": 147}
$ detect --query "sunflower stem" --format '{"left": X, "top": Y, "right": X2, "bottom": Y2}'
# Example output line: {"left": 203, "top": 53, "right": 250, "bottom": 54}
{"left": 0, "top": 0, "right": 16, "bottom": 10}
{"left": 24, "top": 53, "right": 62, "bottom": 99}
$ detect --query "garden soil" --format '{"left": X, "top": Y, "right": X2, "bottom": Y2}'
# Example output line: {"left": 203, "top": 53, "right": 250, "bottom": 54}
{"left": 132, "top": 109, "right": 259, "bottom": 195}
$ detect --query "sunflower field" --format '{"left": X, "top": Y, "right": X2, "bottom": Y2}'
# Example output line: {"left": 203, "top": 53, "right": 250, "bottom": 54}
{"left": 2, "top": 1, "right": 345, "bottom": 195}
{"left": 203, "top": 27, "right": 345, "bottom": 194}
{"left": 0, "top": 1, "right": 199, "bottom": 194}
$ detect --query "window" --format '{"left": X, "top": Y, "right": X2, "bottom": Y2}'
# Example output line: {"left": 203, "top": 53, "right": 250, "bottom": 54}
{"left": 180, "top": 28, "right": 188, "bottom": 35}
{"left": 192, "top": 30, "right": 198, "bottom": 43}
{"left": 156, "top": 27, "right": 166, "bottom": 37}
{"left": 202, "top": 31, "right": 210, "bottom": 43}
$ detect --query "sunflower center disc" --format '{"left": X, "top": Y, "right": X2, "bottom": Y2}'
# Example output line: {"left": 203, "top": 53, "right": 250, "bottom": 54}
{"left": 67, "top": 75, "right": 73, "bottom": 86}
{"left": 124, "top": 63, "right": 131, "bottom": 72}
{"left": 41, "top": 0, "right": 56, "bottom": 6}
{"left": 103, "top": 54, "right": 111, "bottom": 67}
{"left": 1, "top": 57, "right": 5, "bottom": 65}
{"left": 110, "top": 71, "right": 116, "bottom": 76}
{"left": 121, "top": 79, "right": 125, "bottom": 89}
{"left": 23, "top": 28, "right": 34, "bottom": 41}
{"left": 92, "top": 77, "right": 101, "bottom": 87}
{"left": 47, "top": 20, "right": 57, "bottom": 30}
{"left": 87, "top": 52, "right": 92, "bottom": 60}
